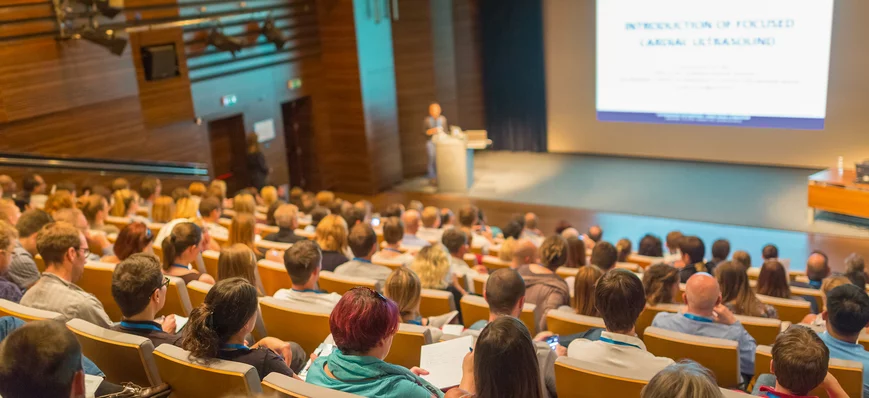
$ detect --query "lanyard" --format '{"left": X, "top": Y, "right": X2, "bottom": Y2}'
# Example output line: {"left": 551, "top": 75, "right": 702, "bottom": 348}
{"left": 599, "top": 336, "right": 642, "bottom": 350}
{"left": 292, "top": 288, "right": 324, "bottom": 294}
{"left": 352, "top": 257, "right": 372, "bottom": 264}
{"left": 171, "top": 263, "right": 190, "bottom": 270}
{"left": 221, "top": 344, "right": 250, "bottom": 352}
{"left": 384, "top": 248, "right": 402, "bottom": 254}
{"left": 120, "top": 321, "right": 162, "bottom": 332}
{"left": 683, "top": 313, "right": 714, "bottom": 323}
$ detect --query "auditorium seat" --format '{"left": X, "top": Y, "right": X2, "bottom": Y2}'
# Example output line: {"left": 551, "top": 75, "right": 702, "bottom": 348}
{"left": 258, "top": 225, "right": 279, "bottom": 240}
{"left": 34, "top": 254, "right": 45, "bottom": 273}
{"left": 257, "top": 259, "right": 292, "bottom": 296}
{"left": 256, "top": 240, "right": 292, "bottom": 254}
{"left": 555, "top": 266, "right": 579, "bottom": 280}
{"left": 372, "top": 258, "right": 405, "bottom": 271}
{"left": 76, "top": 261, "right": 122, "bottom": 322}
{"left": 462, "top": 253, "right": 477, "bottom": 268}
{"left": 384, "top": 323, "right": 433, "bottom": 369}
{"left": 789, "top": 285, "right": 824, "bottom": 314}
{"left": 156, "top": 276, "right": 193, "bottom": 318}
{"left": 262, "top": 372, "right": 362, "bottom": 397}
{"left": 0, "top": 299, "right": 64, "bottom": 322}
{"left": 481, "top": 255, "right": 511, "bottom": 272}
{"left": 318, "top": 271, "right": 379, "bottom": 295}
{"left": 615, "top": 262, "right": 641, "bottom": 272}
{"left": 219, "top": 218, "right": 232, "bottom": 228}
{"left": 756, "top": 294, "right": 812, "bottom": 324}
{"left": 187, "top": 280, "right": 212, "bottom": 309}
{"left": 419, "top": 288, "right": 456, "bottom": 318}
{"left": 105, "top": 216, "right": 132, "bottom": 231}
{"left": 643, "top": 326, "right": 740, "bottom": 387}
{"left": 472, "top": 273, "right": 489, "bottom": 296}
{"left": 635, "top": 303, "right": 684, "bottom": 339}
{"left": 67, "top": 319, "right": 161, "bottom": 387}
{"left": 201, "top": 250, "right": 220, "bottom": 278}
{"left": 152, "top": 244, "right": 163, "bottom": 262}
{"left": 546, "top": 309, "right": 606, "bottom": 336}
{"left": 754, "top": 345, "right": 864, "bottom": 398}
{"left": 259, "top": 297, "right": 332, "bottom": 355}
{"left": 153, "top": 344, "right": 262, "bottom": 396}
{"left": 459, "top": 294, "right": 537, "bottom": 333}
{"left": 147, "top": 223, "right": 164, "bottom": 240}
{"left": 554, "top": 357, "right": 648, "bottom": 398}
{"left": 294, "top": 229, "right": 315, "bottom": 239}
{"left": 733, "top": 314, "right": 784, "bottom": 346}
{"left": 626, "top": 253, "right": 664, "bottom": 269}
{"left": 746, "top": 264, "right": 803, "bottom": 282}
{"left": 859, "top": 332, "right": 869, "bottom": 352}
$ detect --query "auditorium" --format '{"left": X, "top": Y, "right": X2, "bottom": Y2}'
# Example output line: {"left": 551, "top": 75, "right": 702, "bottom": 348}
{"left": 0, "top": 0, "right": 868, "bottom": 397}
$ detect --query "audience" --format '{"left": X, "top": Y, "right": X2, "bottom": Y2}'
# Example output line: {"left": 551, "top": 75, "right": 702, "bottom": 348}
{"left": 161, "top": 222, "right": 215, "bottom": 285}
{"left": 521, "top": 212, "right": 544, "bottom": 246}
{"left": 793, "top": 251, "right": 831, "bottom": 291}
{"left": 641, "top": 360, "right": 723, "bottom": 398}
{"left": 571, "top": 264, "right": 603, "bottom": 316}
{"left": 418, "top": 206, "right": 444, "bottom": 243}
{"left": 7, "top": 209, "right": 53, "bottom": 289}
{"left": 762, "top": 244, "right": 779, "bottom": 261}
{"left": 138, "top": 177, "right": 161, "bottom": 217}
{"left": 589, "top": 240, "right": 618, "bottom": 271}
{"left": 498, "top": 236, "right": 517, "bottom": 263}
{"left": 567, "top": 269, "right": 674, "bottom": 378}
{"left": 410, "top": 245, "right": 464, "bottom": 312}
{"left": 677, "top": 236, "right": 712, "bottom": 282}
{"left": 710, "top": 239, "right": 730, "bottom": 266}
{"left": 615, "top": 238, "right": 632, "bottom": 263}
{"left": 371, "top": 217, "right": 413, "bottom": 264}
{"left": 17, "top": 173, "right": 46, "bottom": 211}
{"left": 652, "top": 273, "right": 756, "bottom": 379}
{"left": 110, "top": 253, "right": 181, "bottom": 345}
{"left": 800, "top": 275, "right": 851, "bottom": 326}
{"left": 265, "top": 199, "right": 285, "bottom": 226}
{"left": 20, "top": 222, "right": 114, "bottom": 328}
{"left": 217, "top": 244, "right": 261, "bottom": 294}
{"left": 78, "top": 194, "right": 118, "bottom": 235}
{"left": 0, "top": 221, "right": 20, "bottom": 302}
{"left": 198, "top": 196, "right": 229, "bottom": 241}
{"left": 101, "top": 222, "right": 155, "bottom": 264}
{"left": 843, "top": 252, "right": 867, "bottom": 288}
{"left": 182, "top": 278, "right": 306, "bottom": 378}
{"left": 564, "top": 236, "right": 587, "bottom": 268}
{"left": 440, "top": 207, "right": 455, "bottom": 228}
{"left": 638, "top": 234, "right": 664, "bottom": 257}
{"left": 517, "top": 235, "right": 570, "bottom": 332}
{"left": 586, "top": 225, "right": 603, "bottom": 244}
{"left": 442, "top": 228, "right": 486, "bottom": 294}
{"left": 264, "top": 204, "right": 304, "bottom": 243}
{"left": 0, "top": 198, "right": 20, "bottom": 226}
{"left": 643, "top": 263, "right": 680, "bottom": 306}
{"left": 314, "top": 214, "right": 350, "bottom": 272}
{"left": 150, "top": 195, "right": 175, "bottom": 223}
{"left": 511, "top": 239, "right": 539, "bottom": 269}
{"left": 260, "top": 186, "right": 278, "bottom": 209}
{"left": 664, "top": 230, "right": 684, "bottom": 263}
{"left": 817, "top": 284, "right": 869, "bottom": 396}
{"left": 400, "top": 209, "right": 430, "bottom": 248}
{"left": 458, "top": 205, "right": 492, "bottom": 254}
{"left": 757, "top": 260, "right": 795, "bottom": 299}
{"left": 732, "top": 250, "right": 752, "bottom": 271}
{"left": 307, "top": 206, "right": 330, "bottom": 232}
{"left": 716, "top": 261, "right": 777, "bottom": 318}
{"left": 274, "top": 240, "right": 341, "bottom": 308}
{"left": 174, "top": 196, "right": 198, "bottom": 220}
{"left": 383, "top": 267, "right": 453, "bottom": 340}
{"left": 306, "top": 287, "right": 443, "bottom": 397}
{"left": 233, "top": 193, "right": 256, "bottom": 215}
{"left": 335, "top": 224, "right": 392, "bottom": 287}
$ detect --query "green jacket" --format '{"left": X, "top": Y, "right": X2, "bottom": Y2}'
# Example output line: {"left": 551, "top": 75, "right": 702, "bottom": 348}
{"left": 306, "top": 348, "right": 444, "bottom": 398}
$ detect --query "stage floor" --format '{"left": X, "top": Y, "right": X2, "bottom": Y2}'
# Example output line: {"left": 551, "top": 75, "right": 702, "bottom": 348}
{"left": 395, "top": 151, "right": 869, "bottom": 239}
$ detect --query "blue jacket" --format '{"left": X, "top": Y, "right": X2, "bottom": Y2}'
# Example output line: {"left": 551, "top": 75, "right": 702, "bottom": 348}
{"left": 306, "top": 348, "right": 444, "bottom": 398}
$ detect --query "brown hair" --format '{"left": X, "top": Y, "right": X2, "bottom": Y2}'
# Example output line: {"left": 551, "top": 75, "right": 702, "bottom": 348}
{"left": 161, "top": 222, "right": 202, "bottom": 270}
{"left": 485, "top": 268, "right": 526, "bottom": 315}
{"left": 348, "top": 223, "right": 377, "bottom": 258}
{"left": 110, "top": 189, "right": 138, "bottom": 217}
{"left": 732, "top": 250, "right": 751, "bottom": 270}
{"left": 539, "top": 235, "right": 568, "bottom": 270}
{"left": 314, "top": 214, "right": 348, "bottom": 252}
{"left": 113, "top": 222, "right": 154, "bottom": 261}
{"left": 182, "top": 278, "right": 259, "bottom": 361}
{"left": 0, "top": 199, "right": 19, "bottom": 225}
{"left": 260, "top": 186, "right": 278, "bottom": 208}
{"left": 473, "top": 317, "right": 543, "bottom": 398}
{"left": 573, "top": 265, "right": 603, "bottom": 316}
{"left": 44, "top": 192, "right": 75, "bottom": 215}
{"left": 772, "top": 325, "right": 829, "bottom": 395}
{"left": 217, "top": 244, "right": 258, "bottom": 288}
{"left": 615, "top": 238, "right": 632, "bottom": 262}
{"left": 151, "top": 196, "right": 175, "bottom": 223}
{"left": 283, "top": 240, "right": 322, "bottom": 285}
{"left": 643, "top": 263, "right": 680, "bottom": 306}
{"left": 36, "top": 222, "right": 81, "bottom": 265}
{"left": 383, "top": 267, "right": 422, "bottom": 323}
{"left": 565, "top": 237, "right": 586, "bottom": 268}
{"left": 315, "top": 191, "right": 335, "bottom": 207}
{"left": 717, "top": 261, "right": 767, "bottom": 317}
{"left": 77, "top": 195, "right": 106, "bottom": 225}
{"left": 0, "top": 220, "right": 18, "bottom": 253}
{"left": 595, "top": 269, "right": 646, "bottom": 332}
{"left": 757, "top": 260, "right": 791, "bottom": 298}
{"left": 232, "top": 193, "right": 256, "bottom": 215}
{"left": 229, "top": 213, "right": 258, "bottom": 255}
{"left": 641, "top": 360, "right": 722, "bottom": 398}
{"left": 111, "top": 178, "right": 130, "bottom": 192}
{"left": 381, "top": 217, "right": 404, "bottom": 245}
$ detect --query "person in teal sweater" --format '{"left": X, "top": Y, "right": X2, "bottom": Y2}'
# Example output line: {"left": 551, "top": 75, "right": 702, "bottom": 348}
{"left": 306, "top": 287, "right": 444, "bottom": 398}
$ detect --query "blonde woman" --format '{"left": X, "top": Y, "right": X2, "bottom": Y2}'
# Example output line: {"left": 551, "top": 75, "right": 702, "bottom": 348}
{"left": 218, "top": 243, "right": 264, "bottom": 295}
{"left": 315, "top": 214, "right": 349, "bottom": 272}
{"left": 78, "top": 194, "right": 118, "bottom": 234}
{"left": 174, "top": 196, "right": 198, "bottom": 220}
{"left": 43, "top": 191, "right": 75, "bottom": 216}
{"left": 208, "top": 180, "right": 228, "bottom": 205}
{"left": 0, "top": 199, "right": 20, "bottom": 225}
{"left": 383, "top": 268, "right": 451, "bottom": 341}
{"left": 151, "top": 195, "right": 175, "bottom": 223}
{"left": 110, "top": 189, "right": 146, "bottom": 222}
{"left": 188, "top": 182, "right": 207, "bottom": 198}
{"left": 230, "top": 212, "right": 262, "bottom": 259}
{"left": 233, "top": 193, "right": 256, "bottom": 215}
{"left": 410, "top": 245, "right": 463, "bottom": 313}
{"left": 498, "top": 237, "right": 516, "bottom": 262}
{"left": 260, "top": 186, "right": 278, "bottom": 209}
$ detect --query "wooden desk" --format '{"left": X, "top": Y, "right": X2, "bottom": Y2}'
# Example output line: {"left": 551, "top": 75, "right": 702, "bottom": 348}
{"left": 808, "top": 169, "right": 869, "bottom": 219}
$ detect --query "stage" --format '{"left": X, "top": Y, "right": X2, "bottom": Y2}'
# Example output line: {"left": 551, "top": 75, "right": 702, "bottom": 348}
{"left": 383, "top": 151, "right": 869, "bottom": 272}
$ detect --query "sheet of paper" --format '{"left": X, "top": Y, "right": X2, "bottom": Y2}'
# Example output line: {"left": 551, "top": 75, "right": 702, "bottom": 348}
{"left": 299, "top": 343, "right": 335, "bottom": 381}
{"left": 85, "top": 374, "right": 104, "bottom": 398}
{"left": 420, "top": 335, "right": 473, "bottom": 389}
{"left": 174, "top": 315, "right": 189, "bottom": 332}
{"left": 441, "top": 324, "right": 465, "bottom": 336}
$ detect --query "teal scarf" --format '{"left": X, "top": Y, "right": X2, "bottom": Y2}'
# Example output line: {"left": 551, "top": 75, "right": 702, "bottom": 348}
{"left": 306, "top": 348, "right": 444, "bottom": 398}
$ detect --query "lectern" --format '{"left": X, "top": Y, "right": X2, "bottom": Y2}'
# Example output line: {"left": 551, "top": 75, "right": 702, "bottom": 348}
{"left": 434, "top": 130, "right": 491, "bottom": 193}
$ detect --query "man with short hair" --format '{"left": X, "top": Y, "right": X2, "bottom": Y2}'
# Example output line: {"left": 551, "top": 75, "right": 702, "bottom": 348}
{"left": 17, "top": 173, "right": 46, "bottom": 211}
{"left": 371, "top": 217, "right": 413, "bottom": 264}
{"left": 663, "top": 230, "right": 684, "bottom": 264}
{"left": 400, "top": 209, "right": 430, "bottom": 248}
{"left": 341, "top": 202, "right": 369, "bottom": 227}
{"left": 567, "top": 269, "right": 674, "bottom": 379}
{"left": 652, "top": 272, "right": 756, "bottom": 379}
{"left": 458, "top": 205, "right": 492, "bottom": 254}
{"left": 138, "top": 177, "right": 161, "bottom": 217}
{"left": 590, "top": 241, "right": 618, "bottom": 271}
{"left": 791, "top": 250, "right": 830, "bottom": 313}
{"left": 818, "top": 284, "right": 869, "bottom": 396}
{"left": 274, "top": 240, "right": 342, "bottom": 308}
{"left": 53, "top": 208, "right": 103, "bottom": 261}
{"left": 677, "top": 236, "right": 713, "bottom": 283}
{"left": 511, "top": 239, "right": 539, "bottom": 269}
{"left": 198, "top": 195, "right": 228, "bottom": 240}
{"left": 334, "top": 224, "right": 392, "bottom": 286}
{"left": 442, "top": 228, "right": 487, "bottom": 294}
{"left": 439, "top": 208, "right": 454, "bottom": 228}
{"left": 762, "top": 244, "right": 779, "bottom": 261}
{"left": 20, "top": 222, "right": 113, "bottom": 328}
{"left": 7, "top": 209, "right": 53, "bottom": 289}
{"left": 582, "top": 225, "right": 603, "bottom": 250}
{"left": 110, "top": 253, "right": 181, "bottom": 346}
{"left": 710, "top": 239, "right": 730, "bottom": 265}
{"left": 521, "top": 212, "right": 544, "bottom": 246}
{"left": 0, "top": 320, "right": 86, "bottom": 398}
{"left": 381, "top": 203, "right": 405, "bottom": 219}
{"left": 264, "top": 204, "right": 305, "bottom": 244}
{"left": 417, "top": 206, "right": 443, "bottom": 243}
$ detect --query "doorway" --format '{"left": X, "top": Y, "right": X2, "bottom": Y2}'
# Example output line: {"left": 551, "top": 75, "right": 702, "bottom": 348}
{"left": 282, "top": 97, "right": 316, "bottom": 190}
{"left": 208, "top": 114, "right": 248, "bottom": 194}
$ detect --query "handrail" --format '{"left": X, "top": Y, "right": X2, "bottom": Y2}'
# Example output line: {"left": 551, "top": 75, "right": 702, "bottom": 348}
{"left": 0, "top": 152, "right": 209, "bottom": 180}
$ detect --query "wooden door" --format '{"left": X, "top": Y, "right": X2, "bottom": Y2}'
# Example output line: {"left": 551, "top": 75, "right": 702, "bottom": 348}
{"left": 207, "top": 114, "right": 248, "bottom": 194}
{"left": 281, "top": 97, "right": 317, "bottom": 190}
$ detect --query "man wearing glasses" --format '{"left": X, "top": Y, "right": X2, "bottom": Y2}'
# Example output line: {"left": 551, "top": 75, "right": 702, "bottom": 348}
{"left": 20, "top": 222, "right": 114, "bottom": 328}
{"left": 110, "top": 253, "right": 183, "bottom": 346}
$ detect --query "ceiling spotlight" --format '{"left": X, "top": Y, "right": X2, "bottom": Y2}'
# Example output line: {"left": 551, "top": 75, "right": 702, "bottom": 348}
{"left": 207, "top": 28, "right": 243, "bottom": 56}
{"left": 80, "top": 29, "right": 127, "bottom": 55}
{"left": 261, "top": 17, "right": 286, "bottom": 49}
{"left": 76, "top": 0, "right": 121, "bottom": 19}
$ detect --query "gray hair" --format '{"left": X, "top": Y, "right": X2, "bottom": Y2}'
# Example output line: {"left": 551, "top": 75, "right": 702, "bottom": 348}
{"left": 641, "top": 360, "right": 723, "bottom": 398}
{"left": 274, "top": 204, "right": 299, "bottom": 229}
{"left": 845, "top": 253, "right": 865, "bottom": 274}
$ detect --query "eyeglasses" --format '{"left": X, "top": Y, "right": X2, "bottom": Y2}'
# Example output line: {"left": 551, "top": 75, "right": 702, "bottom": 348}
{"left": 144, "top": 227, "right": 152, "bottom": 240}
{"left": 152, "top": 276, "right": 170, "bottom": 295}
{"left": 77, "top": 248, "right": 91, "bottom": 257}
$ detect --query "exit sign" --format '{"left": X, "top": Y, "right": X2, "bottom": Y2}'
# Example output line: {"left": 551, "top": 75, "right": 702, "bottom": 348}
{"left": 287, "top": 78, "right": 302, "bottom": 90}
{"left": 220, "top": 94, "right": 237, "bottom": 107}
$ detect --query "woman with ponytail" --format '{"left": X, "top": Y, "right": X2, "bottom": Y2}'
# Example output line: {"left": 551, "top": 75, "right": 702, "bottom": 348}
{"left": 162, "top": 222, "right": 215, "bottom": 285}
{"left": 181, "top": 278, "right": 306, "bottom": 379}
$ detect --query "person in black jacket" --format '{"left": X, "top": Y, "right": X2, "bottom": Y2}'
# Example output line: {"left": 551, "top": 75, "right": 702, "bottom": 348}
{"left": 245, "top": 133, "right": 270, "bottom": 190}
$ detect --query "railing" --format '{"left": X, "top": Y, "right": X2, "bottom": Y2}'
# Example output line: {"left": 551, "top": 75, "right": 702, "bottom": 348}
{"left": 0, "top": 152, "right": 209, "bottom": 180}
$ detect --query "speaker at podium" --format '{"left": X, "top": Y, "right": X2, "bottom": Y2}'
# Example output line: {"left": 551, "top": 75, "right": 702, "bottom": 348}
{"left": 434, "top": 128, "right": 491, "bottom": 193}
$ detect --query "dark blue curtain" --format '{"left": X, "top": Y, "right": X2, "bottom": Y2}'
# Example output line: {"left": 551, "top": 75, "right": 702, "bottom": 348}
{"left": 479, "top": 0, "right": 547, "bottom": 152}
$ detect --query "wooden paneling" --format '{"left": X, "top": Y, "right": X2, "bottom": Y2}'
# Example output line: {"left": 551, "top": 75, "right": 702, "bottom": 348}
{"left": 129, "top": 27, "right": 196, "bottom": 127}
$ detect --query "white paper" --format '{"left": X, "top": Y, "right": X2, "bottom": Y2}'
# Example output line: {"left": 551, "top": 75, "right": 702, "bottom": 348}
{"left": 254, "top": 119, "right": 276, "bottom": 143}
{"left": 420, "top": 335, "right": 473, "bottom": 389}
{"left": 174, "top": 315, "right": 189, "bottom": 332}
{"left": 85, "top": 374, "right": 104, "bottom": 398}
{"left": 441, "top": 324, "right": 465, "bottom": 336}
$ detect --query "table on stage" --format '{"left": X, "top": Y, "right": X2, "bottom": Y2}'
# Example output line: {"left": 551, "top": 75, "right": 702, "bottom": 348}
{"left": 808, "top": 169, "right": 869, "bottom": 221}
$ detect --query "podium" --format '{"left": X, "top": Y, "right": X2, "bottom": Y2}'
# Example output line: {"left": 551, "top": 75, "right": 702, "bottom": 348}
{"left": 434, "top": 130, "right": 490, "bottom": 193}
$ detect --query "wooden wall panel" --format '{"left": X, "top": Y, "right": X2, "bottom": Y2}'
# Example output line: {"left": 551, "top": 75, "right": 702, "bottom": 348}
{"left": 129, "top": 27, "right": 196, "bottom": 127}
{"left": 452, "top": 0, "right": 486, "bottom": 130}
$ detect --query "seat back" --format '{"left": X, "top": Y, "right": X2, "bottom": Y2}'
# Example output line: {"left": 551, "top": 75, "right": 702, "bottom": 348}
{"left": 546, "top": 310, "right": 606, "bottom": 336}
{"left": 256, "top": 240, "right": 292, "bottom": 254}
{"left": 459, "top": 294, "right": 537, "bottom": 332}
{"left": 635, "top": 303, "right": 684, "bottom": 338}
{"left": 34, "top": 254, "right": 46, "bottom": 273}
{"left": 67, "top": 319, "right": 161, "bottom": 386}
{"left": 555, "top": 266, "right": 579, "bottom": 280}
{"left": 372, "top": 258, "right": 405, "bottom": 271}
{"left": 157, "top": 276, "right": 193, "bottom": 317}
{"left": 626, "top": 254, "right": 664, "bottom": 269}
{"left": 147, "top": 223, "right": 164, "bottom": 240}
{"left": 615, "top": 262, "right": 641, "bottom": 272}
{"left": 186, "top": 280, "right": 212, "bottom": 309}
{"left": 153, "top": 343, "right": 262, "bottom": 397}
{"left": 262, "top": 372, "right": 363, "bottom": 397}
{"left": 318, "top": 271, "right": 378, "bottom": 295}
{"left": 756, "top": 294, "right": 812, "bottom": 324}
{"left": 419, "top": 289, "right": 455, "bottom": 318}
{"left": 76, "top": 261, "right": 122, "bottom": 322}
{"left": 259, "top": 297, "right": 332, "bottom": 355}
{"left": 0, "top": 299, "right": 64, "bottom": 321}
{"left": 789, "top": 286, "right": 824, "bottom": 314}
{"left": 754, "top": 345, "right": 863, "bottom": 398}
{"left": 462, "top": 253, "right": 477, "bottom": 268}
{"left": 105, "top": 216, "right": 132, "bottom": 231}
{"left": 384, "top": 323, "right": 432, "bottom": 369}
{"left": 554, "top": 357, "right": 648, "bottom": 398}
{"left": 257, "top": 260, "right": 292, "bottom": 296}
{"left": 643, "top": 326, "right": 740, "bottom": 387}
{"left": 258, "top": 225, "right": 280, "bottom": 240}
{"left": 481, "top": 256, "right": 511, "bottom": 271}
{"left": 202, "top": 250, "right": 220, "bottom": 279}
{"left": 472, "top": 274, "right": 489, "bottom": 297}
{"left": 152, "top": 244, "right": 163, "bottom": 262}
{"left": 734, "top": 315, "right": 782, "bottom": 346}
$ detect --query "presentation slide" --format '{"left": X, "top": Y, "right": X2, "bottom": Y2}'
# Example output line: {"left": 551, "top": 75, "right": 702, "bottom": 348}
{"left": 596, "top": 0, "right": 835, "bottom": 130}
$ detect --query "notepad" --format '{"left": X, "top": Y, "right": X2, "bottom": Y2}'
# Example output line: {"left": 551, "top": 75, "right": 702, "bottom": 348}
{"left": 85, "top": 374, "right": 104, "bottom": 398}
{"left": 441, "top": 324, "right": 465, "bottom": 336}
{"left": 420, "top": 335, "right": 473, "bottom": 389}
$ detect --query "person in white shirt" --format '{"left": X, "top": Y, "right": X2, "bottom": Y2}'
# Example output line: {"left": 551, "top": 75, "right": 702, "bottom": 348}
{"left": 198, "top": 196, "right": 228, "bottom": 241}
{"left": 567, "top": 269, "right": 674, "bottom": 379}
{"left": 334, "top": 224, "right": 392, "bottom": 287}
{"left": 273, "top": 240, "right": 342, "bottom": 308}
{"left": 371, "top": 217, "right": 414, "bottom": 265}
{"left": 457, "top": 205, "right": 492, "bottom": 255}
{"left": 441, "top": 228, "right": 487, "bottom": 294}
{"left": 520, "top": 212, "right": 544, "bottom": 246}
{"left": 663, "top": 230, "right": 684, "bottom": 264}
{"left": 416, "top": 206, "right": 443, "bottom": 243}
{"left": 399, "top": 209, "right": 430, "bottom": 248}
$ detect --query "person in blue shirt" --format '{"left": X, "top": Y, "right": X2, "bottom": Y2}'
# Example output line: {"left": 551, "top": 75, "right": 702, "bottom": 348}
{"left": 651, "top": 272, "right": 756, "bottom": 381}
{"left": 816, "top": 283, "right": 869, "bottom": 398}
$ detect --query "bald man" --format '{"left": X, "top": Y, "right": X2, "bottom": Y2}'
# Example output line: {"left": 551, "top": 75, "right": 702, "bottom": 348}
{"left": 583, "top": 225, "right": 603, "bottom": 250}
{"left": 521, "top": 213, "right": 544, "bottom": 246}
{"left": 651, "top": 273, "right": 756, "bottom": 379}
{"left": 511, "top": 239, "right": 539, "bottom": 270}
{"left": 560, "top": 227, "right": 580, "bottom": 240}
{"left": 791, "top": 251, "right": 830, "bottom": 313}
{"left": 400, "top": 209, "right": 430, "bottom": 248}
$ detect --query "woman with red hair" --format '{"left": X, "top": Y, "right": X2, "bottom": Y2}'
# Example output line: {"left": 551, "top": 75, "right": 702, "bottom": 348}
{"left": 306, "top": 287, "right": 443, "bottom": 397}
{"left": 101, "top": 222, "right": 155, "bottom": 264}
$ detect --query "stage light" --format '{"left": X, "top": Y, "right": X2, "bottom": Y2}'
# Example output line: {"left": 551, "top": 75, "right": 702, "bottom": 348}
{"left": 76, "top": 0, "right": 121, "bottom": 19}
{"left": 261, "top": 17, "right": 286, "bottom": 49}
{"left": 80, "top": 29, "right": 127, "bottom": 55}
{"left": 207, "top": 28, "right": 243, "bottom": 56}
